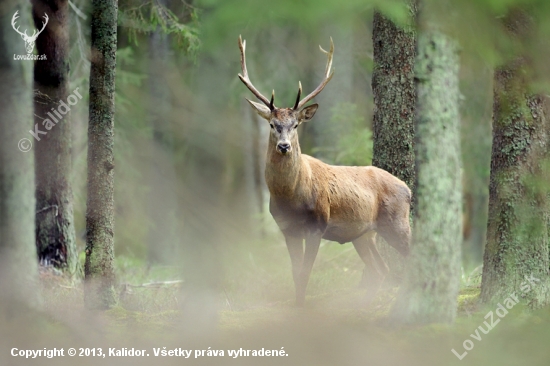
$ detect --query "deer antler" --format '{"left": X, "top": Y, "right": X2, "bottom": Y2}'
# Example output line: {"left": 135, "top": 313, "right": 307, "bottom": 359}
{"left": 294, "top": 38, "right": 334, "bottom": 110}
{"left": 11, "top": 11, "right": 28, "bottom": 38}
{"left": 238, "top": 35, "right": 274, "bottom": 110}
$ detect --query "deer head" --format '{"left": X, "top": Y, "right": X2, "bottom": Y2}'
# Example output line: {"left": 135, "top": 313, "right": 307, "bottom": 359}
{"left": 238, "top": 36, "right": 334, "bottom": 155}
{"left": 12, "top": 11, "right": 49, "bottom": 54}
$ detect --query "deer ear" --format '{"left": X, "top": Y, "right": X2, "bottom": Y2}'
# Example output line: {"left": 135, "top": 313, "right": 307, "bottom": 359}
{"left": 298, "top": 104, "right": 318, "bottom": 123}
{"left": 246, "top": 99, "right": 272, "bottom": 120}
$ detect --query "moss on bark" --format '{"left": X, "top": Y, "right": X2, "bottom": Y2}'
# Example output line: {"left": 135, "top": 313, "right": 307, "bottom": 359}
{"left": 481, "top": 11, "right": 550, "bottom": 309}
{"left": 391, "top": 21, "right": 462, "bottom": 324}
{"left": 84, "top": 0, "right": 118, "bottom": 310}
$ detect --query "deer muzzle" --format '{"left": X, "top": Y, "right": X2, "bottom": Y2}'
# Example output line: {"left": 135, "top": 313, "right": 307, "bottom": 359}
{"left": 276, "top": 141, "right": 291, "bottom": 154}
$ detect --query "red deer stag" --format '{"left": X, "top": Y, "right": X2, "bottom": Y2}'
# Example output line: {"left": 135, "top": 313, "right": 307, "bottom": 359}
{"left": 238, "top": 36, "right": 411, "bottom": 306}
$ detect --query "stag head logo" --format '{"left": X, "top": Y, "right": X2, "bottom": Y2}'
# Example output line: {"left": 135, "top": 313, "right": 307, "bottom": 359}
{"left": 11, "top": 11, "right": 48, "bottom": 54}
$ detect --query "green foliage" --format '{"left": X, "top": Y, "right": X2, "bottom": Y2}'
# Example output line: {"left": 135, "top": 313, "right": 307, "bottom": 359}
{"left": 312, "top": 102, "right": 373, "bottom": 166}
{"left": 115, "top": 47, "right": 147, "bottom": 119}
{"left": 119, "top": 0, "right": 200, "bottom": 56}
{"left": 473, "top": 0, "right": 545, "bottom": 13}
{"left": 198, "top": 0, "right": 410, "bottom": 42}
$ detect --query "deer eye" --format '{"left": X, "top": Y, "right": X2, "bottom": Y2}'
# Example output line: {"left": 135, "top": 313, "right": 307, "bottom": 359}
{"left": 294, "top": 124, "right": 298, "bottom": 129}
{"left": 270, "top": 124, "right": 274, "bottom": 129}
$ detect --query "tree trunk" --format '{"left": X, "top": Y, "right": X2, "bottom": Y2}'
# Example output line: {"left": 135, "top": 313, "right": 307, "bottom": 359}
{"left": 32, "top": 0, "right": 78, "bottom": 275}
{"left": 391, "top": 8, "right": 462, "bottom": 324}
{"left": 371, "top": 8, "right": 416, "bottom": 281}
{"left": 372, "top": 9, "right": 416, "bottom": 193}
{"left": 84, "top": 0, "right": 118, "bottom": 310}
{"left": 480, "top": 10, "right": 550, "bottom": 308}
{"left": 0, "top": 1, "right": 39, "bottom": 306}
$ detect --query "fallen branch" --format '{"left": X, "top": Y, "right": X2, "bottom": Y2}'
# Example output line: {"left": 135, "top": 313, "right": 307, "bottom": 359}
{"left": 122, "top": 280, "right": 184, "bottom": 288}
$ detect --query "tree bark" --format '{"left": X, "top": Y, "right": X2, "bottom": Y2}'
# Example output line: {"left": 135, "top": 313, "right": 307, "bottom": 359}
{"left": 32, "top": 0, "right": 78, "bottom": 275}
{"left": 0, "top": 1, "right": 39, "bottom": 307}
{"left": 84, "top": 0, "right": 118, "bottom": 309}
{"left": 371, "top": 8, "right": 417, "bottom": 281}
{"left": 391, "top": 8, "right": 462, "bottom": 324}
{"left": 371, "top": 9, "right": 416, "bottom": 194}
{"left": 480, "top": 10, "right": 550, "bottom": 308}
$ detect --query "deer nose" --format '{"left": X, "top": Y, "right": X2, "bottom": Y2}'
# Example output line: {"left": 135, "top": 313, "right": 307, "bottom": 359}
{"left": 277, "top": 142, "right": 291, "bottom": 154}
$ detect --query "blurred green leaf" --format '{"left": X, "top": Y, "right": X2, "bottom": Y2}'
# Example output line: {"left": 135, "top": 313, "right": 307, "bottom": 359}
{"left": 119, "top": 0, "right": 200, "bottom": 57}
{"left": 312, "top": 102, "right": 373, "bottom": 166}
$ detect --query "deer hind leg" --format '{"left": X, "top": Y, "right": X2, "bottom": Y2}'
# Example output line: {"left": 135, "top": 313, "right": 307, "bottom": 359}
{"left": 377, "top": 191, "right": 411, "bottom": 257}
{"left": 352, "top": 231, "right": 388, "bottom": 295}
{"left": 377, "top": 222, "right": 411, "bottom": 258}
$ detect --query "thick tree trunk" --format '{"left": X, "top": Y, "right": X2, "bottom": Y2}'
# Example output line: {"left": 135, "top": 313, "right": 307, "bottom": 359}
{"left": 32, "top": 0, "right": 78, "bottom": 275}
{"left": 371, "top": 9, "right": 416, "bottom": 281}
{"left": 0, "top": 2, "right": 39, "bottom": 306}
{"left": 84, "top": 0, "right": 118, "bottom": 309}
{"left": 480, "top": 11, "right": 550, "bottom": 308}
{"left": 371, "top": 10, "right": 416, "bottom": 193}
{"left": 391, "top": 12, "right": 462, "bottom": 323}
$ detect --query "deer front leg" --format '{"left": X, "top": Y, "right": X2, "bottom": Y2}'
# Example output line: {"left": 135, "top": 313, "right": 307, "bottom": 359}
{"left": 294, "top": 232, "right": 322, "bottom": 307}
{"left": 284, "top": 234, "right": 304, "bottom": 294}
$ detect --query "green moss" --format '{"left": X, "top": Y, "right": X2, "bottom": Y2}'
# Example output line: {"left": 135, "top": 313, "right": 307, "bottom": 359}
{"left": 391, "top": 28, "right": 462, "bottom": 324}
{"left": 481, "top": 53, "right": 549, "bottom": 308}
{"left": 457, "top": 287, "right": 480, "bottom": 314}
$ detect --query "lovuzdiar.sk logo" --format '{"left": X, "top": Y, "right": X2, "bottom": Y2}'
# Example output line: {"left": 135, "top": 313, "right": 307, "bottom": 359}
{"left": 11, "top": 10, "right": 48, "bottom": 60}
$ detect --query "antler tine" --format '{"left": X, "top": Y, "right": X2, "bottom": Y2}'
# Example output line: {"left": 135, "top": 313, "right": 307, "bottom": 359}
{"left": 293, "top": 81, "right": 302, "bottom": 110}
{"left": 270, "top": 90, "right": 275, "bottom": 110}
{"left": 238, "top": 35, "right": 274, "bottom": 109}
{"left": 11, "top": 11, "right": 27, "bottom": 37}
{"left": 296, "top": 37, "right": 335, "bottom": 110}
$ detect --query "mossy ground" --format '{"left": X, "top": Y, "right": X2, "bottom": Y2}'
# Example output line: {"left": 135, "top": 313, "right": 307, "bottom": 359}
{"left": 39, "top": 238, "right": 481, "bottom": 333}
{"left": 27, "top": 238, "right": 550, "bottom": 365}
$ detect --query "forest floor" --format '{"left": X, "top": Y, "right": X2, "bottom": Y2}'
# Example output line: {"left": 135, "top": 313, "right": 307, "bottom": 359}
{"left": 21, "top": 238, "right": 549, "bottom": 365}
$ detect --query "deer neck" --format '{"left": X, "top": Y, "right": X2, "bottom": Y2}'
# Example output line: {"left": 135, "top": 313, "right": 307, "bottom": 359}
{"left": 265, "top": 136, "right": 305, "bottom": 197}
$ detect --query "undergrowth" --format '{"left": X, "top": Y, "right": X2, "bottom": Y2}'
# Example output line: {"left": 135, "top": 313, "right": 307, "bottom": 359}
{"left": 39, "top": 234, "right": 484, "bottom": 332}
{"left": 32, "top": 238, "right": 550, "bottom": 366}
